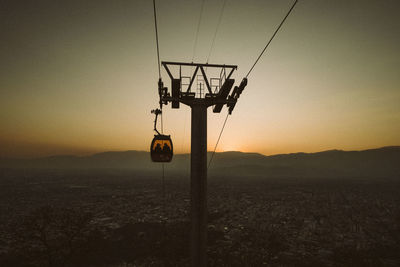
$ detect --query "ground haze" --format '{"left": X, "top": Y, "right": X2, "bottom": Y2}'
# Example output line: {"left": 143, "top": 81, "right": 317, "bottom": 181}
{"left": 0, "top": 147, "right": 399, "bottom": 266}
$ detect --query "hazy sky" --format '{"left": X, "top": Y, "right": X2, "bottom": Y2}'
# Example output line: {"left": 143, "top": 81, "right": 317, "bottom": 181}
{"left": 1, "top": 0, "right": 399, "bottom": 158}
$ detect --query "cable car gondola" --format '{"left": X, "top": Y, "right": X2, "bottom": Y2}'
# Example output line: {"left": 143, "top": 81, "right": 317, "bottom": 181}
{"left": 150, "top": 108, "right": 173, "bottom": 162}
{"left": 150, "top": 134, "right": 173, "bottom": 162}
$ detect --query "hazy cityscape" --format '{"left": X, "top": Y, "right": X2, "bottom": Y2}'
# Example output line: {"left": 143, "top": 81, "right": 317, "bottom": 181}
{"left": 1, "top": 147, "right": 399, "bottom": 266}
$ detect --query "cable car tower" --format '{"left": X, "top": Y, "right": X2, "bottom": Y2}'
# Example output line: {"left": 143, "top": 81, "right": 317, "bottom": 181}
{"left": 150, "top": 0, "right": 298, "bottom": 266}
{"left": 151, "top": 61, "right": 247, "bottom": 266}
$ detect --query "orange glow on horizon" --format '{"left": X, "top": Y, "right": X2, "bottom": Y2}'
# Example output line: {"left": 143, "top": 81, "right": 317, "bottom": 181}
{"left": 1, "top": 1, "right": 399, "bottom": 158}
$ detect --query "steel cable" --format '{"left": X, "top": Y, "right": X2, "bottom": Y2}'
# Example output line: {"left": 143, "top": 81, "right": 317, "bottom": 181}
{"left": 208, "top": 112, "right": 229, "bottom": 169}
{"left": 206, "top": 0, "right": 227, "bottom": 63}
{"left": 245, "top": 0, "right": 298, "bottom": 78}
{"left": 153, "top": 0, "right": 161, "bottom": 79}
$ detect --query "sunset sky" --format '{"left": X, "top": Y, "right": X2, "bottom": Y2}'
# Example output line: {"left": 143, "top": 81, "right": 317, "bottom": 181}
{"left": 1, "top": 0, "right": 399, "bottom": 158}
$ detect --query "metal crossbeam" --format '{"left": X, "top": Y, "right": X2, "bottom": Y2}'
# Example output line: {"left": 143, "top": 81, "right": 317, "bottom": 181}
{"left": 162, "top": 61, "right": 237, "bottom": 69}
{"left": 161, "top": 61, "right": 238, "bottom": 108}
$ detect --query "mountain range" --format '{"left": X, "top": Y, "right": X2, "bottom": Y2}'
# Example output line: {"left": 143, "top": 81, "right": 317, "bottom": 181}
{"left": 1, "top": 146, "right": 399, "bottom": 179}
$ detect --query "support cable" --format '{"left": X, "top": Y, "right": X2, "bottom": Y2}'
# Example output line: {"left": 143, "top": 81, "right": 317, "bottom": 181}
{"left": 160, "top": 98, "right": 166, "bottom": 223}
{"left": 208, "top": 112, "right": 229, "bottom": 169}
{"left": 245, "top": 0, "right": 298, "bottom": 78}
{"left": 153, "top": 1, "right": 167, "bottom": 253}
{"left": 209, "top": 0, "right": 298, "bottom": 168}
{"left": 153, "top": 0, "right": 161, "bottom": 79}
{"left": 206, "top": 0, "right": 227, "bottom": 63}
{"left": 191, "top": 0, "right": 206, "bottom": 63}
{"left": 185, "top": 0, "right": 206, "bottom": 159}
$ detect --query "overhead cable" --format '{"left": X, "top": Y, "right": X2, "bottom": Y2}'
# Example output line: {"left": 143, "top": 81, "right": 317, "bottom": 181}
{"left": 245, "top": 0, "right": 298, "bottom": 78}
{"left": 153, "top": 0, "right": 161, "bottom": 79}
{"left": 206, "top": 0, "right": 227, "bottom": 63}
{"left": 208, "top": 112, "right": 229, "bottom": 169}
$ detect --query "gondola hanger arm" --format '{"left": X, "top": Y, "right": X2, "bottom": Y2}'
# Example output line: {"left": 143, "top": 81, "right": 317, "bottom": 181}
{"left": 151, "top": 108, "right": 162, "bottom": 135}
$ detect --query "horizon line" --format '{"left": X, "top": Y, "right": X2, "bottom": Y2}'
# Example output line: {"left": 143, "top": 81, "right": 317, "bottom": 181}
{"left": 3, "top": 145, "right": 399, "bottom": 160}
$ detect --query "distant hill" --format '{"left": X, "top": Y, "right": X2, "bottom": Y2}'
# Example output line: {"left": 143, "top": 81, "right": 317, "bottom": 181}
{"left": 209, "top": 147, "right": 400, "bottom": 178}
{"left": 1, "top": 147, "right": 399, "bottom": 179}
